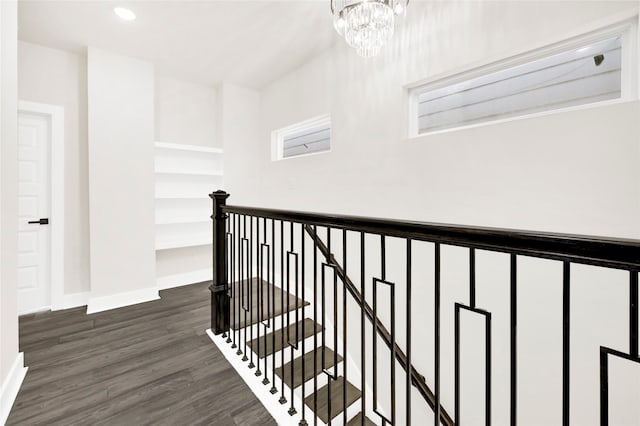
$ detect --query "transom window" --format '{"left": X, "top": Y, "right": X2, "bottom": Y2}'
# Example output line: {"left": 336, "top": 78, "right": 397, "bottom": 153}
{"left": 409, "top": 20, "right": 637, "bottom": 135}
{"left": 272, "top": 115, "right": 331, "bottom": 160}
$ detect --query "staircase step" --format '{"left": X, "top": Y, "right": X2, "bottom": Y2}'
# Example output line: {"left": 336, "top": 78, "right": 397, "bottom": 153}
{"left": 347, "top": 412, "right": 377, "bottom": 426}
{"left": 248, "top": 318, "right": 322, "bottom": 358}
{"left": 230, "top": 278, "right": 309, "bottom": 330}
{"left": 304, "top": 376, "right": 361, "bottom": 423}
{"left": 275, "top": 346, "right": 342, "bottom": 389}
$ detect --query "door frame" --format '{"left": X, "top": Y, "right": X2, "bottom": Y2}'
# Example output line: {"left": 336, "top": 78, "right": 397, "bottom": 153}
{"left": 18, "top": 101, "right": 65, "bottom": 311}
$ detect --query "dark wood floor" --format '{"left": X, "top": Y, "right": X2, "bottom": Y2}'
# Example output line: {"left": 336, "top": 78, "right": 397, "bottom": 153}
{"left": 7, "top": 281, "right": 276, "bottom": 426}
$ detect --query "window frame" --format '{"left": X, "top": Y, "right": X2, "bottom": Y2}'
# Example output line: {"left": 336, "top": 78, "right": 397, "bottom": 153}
{"left": 407, "top": 18, "right": 638, "bottom": 138}
{"left": 271, "top": 114, "right": 332, "bottom": 161}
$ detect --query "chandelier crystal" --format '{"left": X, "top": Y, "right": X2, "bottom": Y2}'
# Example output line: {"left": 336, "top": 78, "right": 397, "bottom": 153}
{"left": 332, "top": 0, "right": 408, "bottom": 58}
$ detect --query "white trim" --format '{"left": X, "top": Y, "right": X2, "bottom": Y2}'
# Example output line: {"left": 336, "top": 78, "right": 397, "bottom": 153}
{"left": 157, "top": 268, "right": 212, "bottom": 290}
{"left": 56, "top": 291, "right": 90, "bottom": 310}
{"left": 0, "top": 352, "right": 28, "bottom": 425}
{"left": 18, "top": 290, "right": 90, "bottom": 314}
{"left": 86, "top": 287, "right": 159, "bottom": 314}
{"left": 154, "top": 141, "right": 223, "bottom": 154}
{"left": 18, "top": 305, "right": 51, "bottom": 315}
{"left": 17, "top": 101, "right": 65, "bottom": 313}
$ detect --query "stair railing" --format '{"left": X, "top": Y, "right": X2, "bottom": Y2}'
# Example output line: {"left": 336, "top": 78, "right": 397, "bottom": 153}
{"left": 210, "top": 190, "right": 640, "bottom": 426}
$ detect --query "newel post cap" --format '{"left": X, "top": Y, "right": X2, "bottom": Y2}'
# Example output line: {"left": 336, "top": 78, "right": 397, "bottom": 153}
{"left": 210, "top": 190, "right": 230, "bottom": 201}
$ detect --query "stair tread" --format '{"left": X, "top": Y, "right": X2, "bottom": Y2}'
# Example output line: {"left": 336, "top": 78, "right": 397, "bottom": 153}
{"left": 229, "top": 278, "right": 308, "bottom": 330}
{"left": 248, "top": 318, "right": 322, "bottom": 358}
{"left": 347, "top": 413, "right": 377, "bottom": 426}
{"left": 275, "top": 346, "right": 342, "bottom": 389}
{"left": 304, "top": 376, "right": 361, "bottom": 423}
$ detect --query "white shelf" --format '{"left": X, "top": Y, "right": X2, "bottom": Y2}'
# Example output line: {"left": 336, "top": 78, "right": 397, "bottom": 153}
{"left": 156, "top": 195, "right": 210, "bottom": 200}
{"left": 155, "top": 235, "right": 211, "bottom": 250}
{"left": 155, "top": 141, "right": 223, "bottom": 251}
{"left": 156, "top": 218, "right": 210, "bottom": 225}
{"left": 155, "top": 141, "right": 223, "bottom": 154}
{"left": 155, "top": 170, "right": 224, "bottom": 177}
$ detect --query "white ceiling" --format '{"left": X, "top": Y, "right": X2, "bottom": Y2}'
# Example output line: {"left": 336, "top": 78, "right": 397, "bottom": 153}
{"left": 18, "top": 0, "right": 338, "bottom": 89}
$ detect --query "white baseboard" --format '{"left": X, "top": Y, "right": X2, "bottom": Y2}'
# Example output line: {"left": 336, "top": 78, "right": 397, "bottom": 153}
{"left": 156, "top": 268, "right": 212, "bottom": 290}
{"left": 86, "top": 287, "right": 159, "bottom": 314}
{"left": 51, "top": 291, "right": 90, "bottom": 311}
{"left": 18, "top": 305, "right": 51, "bottom": 316}
{"left": 0, "top": 352, "right": 28, "bottom": 425}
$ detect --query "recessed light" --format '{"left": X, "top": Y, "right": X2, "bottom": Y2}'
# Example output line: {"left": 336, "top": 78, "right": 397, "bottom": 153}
{"left": 114, "top": 7, "right": 136, "bottom": 21}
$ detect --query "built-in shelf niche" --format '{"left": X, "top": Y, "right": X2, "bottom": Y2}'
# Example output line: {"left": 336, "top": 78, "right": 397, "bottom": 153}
{"left": 154, "top": 142, "right": 223, "bottom": 250}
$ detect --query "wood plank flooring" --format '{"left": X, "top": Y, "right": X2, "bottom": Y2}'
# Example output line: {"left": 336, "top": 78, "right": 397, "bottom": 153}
{"left": 6, "top": 281, "right": 276, "bottom": 426}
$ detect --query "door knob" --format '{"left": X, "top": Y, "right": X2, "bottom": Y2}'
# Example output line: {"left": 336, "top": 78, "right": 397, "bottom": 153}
{"left": 28, "top": 218, "right": 49, "bottom": 225}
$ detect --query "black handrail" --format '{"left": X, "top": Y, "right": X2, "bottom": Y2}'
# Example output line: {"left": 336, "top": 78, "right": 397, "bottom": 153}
{"left": 222, "top": 204, "right": 640, "bottom": 270}
{"left": 304, "top": 224, "right": 455, "bottom": 426}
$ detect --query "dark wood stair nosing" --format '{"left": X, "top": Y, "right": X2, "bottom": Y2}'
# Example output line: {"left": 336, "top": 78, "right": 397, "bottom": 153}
{"left": 247, "top": 318, "right": 322, "bottom": 359}
{"left": 275, "top": 346, "right": 343, "bottom": 389}
{"left": 304, "top": 376, "right": 361, "bottom": 424}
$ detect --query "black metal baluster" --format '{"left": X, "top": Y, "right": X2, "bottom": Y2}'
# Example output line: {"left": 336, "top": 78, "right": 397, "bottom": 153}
{"left": 562, "top": 262, "right": 570, "bottom": 426}
{"left": 390, "top": 271, "right": 396, "bottom": 425}
{"left": 470, "top": 248, "right": 476, "bottom": 309}
{"left": 631, "top": 271, "right": 638, "bottom": 358}
{"left": 270, "top": 218, "right": 278, "bottom": 394}
{"left": 361, "top": 231, "right": 366, "bottom": 426}
{"left": 600, "top": 346, "right": 609, "bottom": 426}
{"left": 434, "top": 243, "right": 441, "bottom": 426}
{"left": 510, "top": 254, "right": 517, "bottom": 426}
{"left": 373, "top": 237, "right": 379, "bottom": 424}
{"left": 372, "top": 235, "right": 396, "bottom": 425}
{"left": 229, "top": 214, "right": 235, "bottom": 347}
{"left": 485, "top": 308, "right": 492, "bottom": 426}
{"left": 289, "top": 221, "right": 298, "bottom": 416}
{"left": 342, "top": 229, "right": 348, "bottom": 424}
{"left": 280, "top": 220, "right": 287, "bottom": 405}
{"left": 242, "top": 215, "right": 248, "bottom": 361}
{"left": 454, "top": 306, "right": 460, "bottom": 426}
{"left": 327, "top": 227, "right": 332, "bottom": 425}
{"left": 313, "top": 225, "right": 319, "bottom": 426}
{"left": 222, "top": 213, "right": 230, "bottom": 342}
{"left": 238, "top": 214, "right": 244, "bottom": 355}
{"left": 263, "top": 218, "right": 271, "bottom": 385}
{"left": 300, "top": 223, "right": 307, "bottom": 426}
{"left": 249, "top": 216, "right": 255, "bottom": 370}
{"left": 455, "top": 304, "right": 492, "bottom": 426}
{"left": 406, "top": 238, "right": 412, "bottom": 426}
{"left": 234, "top": 214, "right": 240, "bottom": 352}
{"left": 226, "top": 214, "right": 234, "bottom": 344}
{"left": 255, "top": 217, "right": 261, "bottom": 376}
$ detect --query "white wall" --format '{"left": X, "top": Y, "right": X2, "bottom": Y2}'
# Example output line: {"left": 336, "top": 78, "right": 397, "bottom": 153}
{"left": 218, "top": 83, "right": 260, "bottom": 197}
{"left": 0, "top": 1, "right": 27, "bottom": 423}
{"left": 18, "top": 41, "right": 90, "bottom": 296}
{"left": 155, "top": 76, "right": 218, "bottom": 147}
{"left": 225, "top": 1, "right": 640, "bottom": 425}
{"left": 87, "top": 47, "right": 156, "bottom": 310}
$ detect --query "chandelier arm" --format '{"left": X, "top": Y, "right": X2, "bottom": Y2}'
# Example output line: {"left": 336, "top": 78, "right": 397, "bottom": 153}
{"left": 330, "top": 0, "right": 335, "bottom": 14}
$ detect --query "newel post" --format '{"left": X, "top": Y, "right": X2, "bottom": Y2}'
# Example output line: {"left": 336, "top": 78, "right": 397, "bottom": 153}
{"left": 210, "top": 190, "right": 230, "bottom": 335}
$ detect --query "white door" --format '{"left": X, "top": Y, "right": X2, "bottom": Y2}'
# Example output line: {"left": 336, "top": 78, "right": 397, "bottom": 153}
{"left": 17, "top": 112, "right": 51, "bottom": 314}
